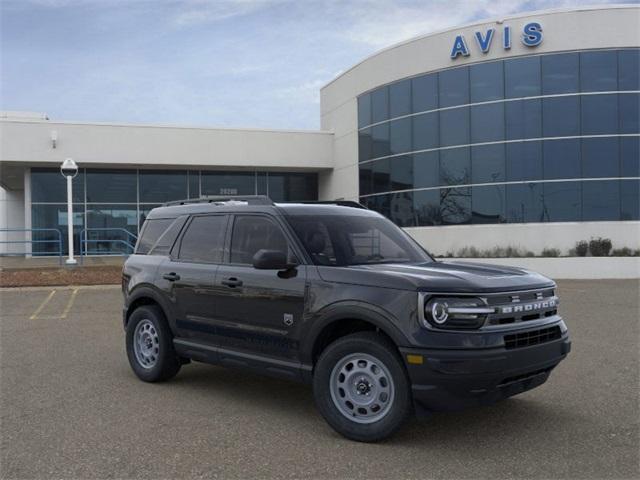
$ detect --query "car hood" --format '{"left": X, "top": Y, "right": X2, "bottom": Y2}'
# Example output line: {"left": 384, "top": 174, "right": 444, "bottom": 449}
{"left": 316, "top": 260, "right": 554, "bottom": 293}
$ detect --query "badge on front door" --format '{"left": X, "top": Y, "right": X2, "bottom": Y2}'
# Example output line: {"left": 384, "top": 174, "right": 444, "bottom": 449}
{"left": 283, "top": 313, "right": 294, "bottom": 326}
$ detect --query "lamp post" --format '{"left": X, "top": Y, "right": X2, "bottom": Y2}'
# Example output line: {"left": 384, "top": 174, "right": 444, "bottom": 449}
{"left": 60, "top": 158, "right": 78, "bottom": 265}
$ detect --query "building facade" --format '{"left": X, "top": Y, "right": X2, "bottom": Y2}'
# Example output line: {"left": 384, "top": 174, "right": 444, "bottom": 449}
{"left": 1, "top": 5, "right": 639, "bottom": 256}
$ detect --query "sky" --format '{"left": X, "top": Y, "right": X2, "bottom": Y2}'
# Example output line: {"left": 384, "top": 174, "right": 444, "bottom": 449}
{"left": 0, "top": 0, "right": 633, "bottom": 130}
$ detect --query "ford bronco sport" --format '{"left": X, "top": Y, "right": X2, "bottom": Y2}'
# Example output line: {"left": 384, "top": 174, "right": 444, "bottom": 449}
{"left": 122, "top": 196, "right": 570, "bottom": 442}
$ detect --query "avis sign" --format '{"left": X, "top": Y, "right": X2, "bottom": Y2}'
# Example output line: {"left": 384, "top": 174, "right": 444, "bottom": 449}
{"left": 450, "top": 22, "right": 543, "bottom": 59}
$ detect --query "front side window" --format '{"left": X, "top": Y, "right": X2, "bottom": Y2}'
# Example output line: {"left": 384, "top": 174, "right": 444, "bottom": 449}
{"left": 230, "top": 216, "right": 290, "bottom": 264}
{"left": 178, "top": 215, "right": 227, "bottom": 263}
{"left": 288, "top": 214, "right": 432, "bottom": 266}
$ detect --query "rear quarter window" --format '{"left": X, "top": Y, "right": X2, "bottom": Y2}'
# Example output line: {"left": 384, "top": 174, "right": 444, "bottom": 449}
{"left": 136, "top": 216, "right": 186, "bottom": 255}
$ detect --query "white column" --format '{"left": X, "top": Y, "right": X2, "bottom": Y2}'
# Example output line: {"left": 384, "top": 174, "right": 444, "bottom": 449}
{"left": 65, "top": 175, "right": 77, "bottom": 265}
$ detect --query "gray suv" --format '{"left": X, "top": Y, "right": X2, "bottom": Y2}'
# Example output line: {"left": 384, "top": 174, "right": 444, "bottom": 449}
{"left": 122, "top": 196, "right": 570, "bottom": 442}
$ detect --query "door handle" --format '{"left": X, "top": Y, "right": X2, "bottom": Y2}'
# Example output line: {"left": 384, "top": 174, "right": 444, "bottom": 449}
{"left": 221, "top": 277, "right": 243, "bottom": 288}
{"left": 163, "top": 272, "right": 181, "bottom": 282}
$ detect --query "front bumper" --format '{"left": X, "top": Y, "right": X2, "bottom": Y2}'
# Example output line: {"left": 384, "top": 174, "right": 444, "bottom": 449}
{"left": 400, "top": 331, "right": 571, "bottom": 413}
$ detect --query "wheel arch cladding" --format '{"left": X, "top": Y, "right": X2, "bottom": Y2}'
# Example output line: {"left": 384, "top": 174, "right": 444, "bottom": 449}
{"left": 125, "top": 288, "right": 169, "bottom": 327}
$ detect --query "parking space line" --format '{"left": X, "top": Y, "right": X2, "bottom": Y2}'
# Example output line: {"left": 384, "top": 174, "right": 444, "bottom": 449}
{"left": 29, "top": 289, "right": 56, "bottom": 320}
{"left": 59, "top": 288, "right": 79, "bottom": 319}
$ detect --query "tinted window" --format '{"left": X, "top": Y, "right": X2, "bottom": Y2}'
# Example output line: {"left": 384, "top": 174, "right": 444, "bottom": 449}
{"left": 471, "top": 144, "right": 505, "bottom": 184}
{"left": 86, "top": 205, "right": 138, "bottom": 239}
{"left": 542, "top": 96, "right": 580, "bottom": 137}
{"left": 390, "top": 155, "right": 413, "bottom": 191}
{"left": 31, "top": 168, "right": 85, "bottom": 203}
{"left": 139, "top": 170, "right": 187, "bottom": 203}
{"left": 389, "top": 79, "right": 411, "bottom": 118}
{"left": 359, "top": 163, "right": 373, "bottom": 196}
{"left": 188, "top": 171, "right": 200, "bottom": 199}
{"left": 506, "top": 183, "right": 544, "bottom": 223}
{"left": 413, "top": 152, "right": 439, "bottom": 189}
{"left": 581, "top": 51, "right": 617, "bottom": 92}
{"left": 505, "top": 56, "right": 541, "bottom": 98}
{"left": 412, "top": 112, "right": 439, "bottom": 151}
{"left": 472, "top": 185, "right": 505, "bottom": 224}
{"left": 372, "top": 159, "right": 391, "bottom": 193}
{"left": 582, "top": 180, "right": 620, "bottom": 221}
{"left": 371, "top": 123, "right": 390, "bottom": 158}
{"left": 230, "top": 216, "right": 288, "bottom": 264}
{"left": 619, "top": 93, "right": 639, "bottom": 134}
{"left": 86, "top": 169, "right": 136, "bottom": 203}
{"left": 267, "top": 173, "right": 317, "bottom": 202}
{"left": 371, "top": 87, "right": 389, "bottom": 123}
{"left": 389, "top": 117, "right": 412, "bottom": 155}
{"left": 582, "top": 137, "right": 619, "bottom": 178}
{"left": 439, "top": 108, "right": 469, "bottom": 147}
{"left": 152, "top": 216, "right": 187, "bottom": 255}
{"left": 358, "top": 94, "right": 372, "bottom": 128}
{"left": 178, "top": 215, "right": 227, "bottom": 263}
{"left": 471, "top": 103, "right": 504, "bottom": 143}
{"left": 618, "top": 49, "right": 640, "bottom": 91}
{"left": 31, "top": 204, "right": 84, "bottom": 255}
{"left": 390, "top": 191, "right": 416, "bottom": 227}
{"left": 359, "top": 128, "right": 373, "bottom": 162}
{"left": 137, "top": 218, "right": 173, "bottom": 254}
{"left": 201, "top": 172, "right": 255, "bottom": 196}
{"left": 506, "top": 142, "right": 543, "bottom": 181}
{"left": 412, "top": 74, "right": 438, "bottom": 112}
{"left": 541, "top": 53, "right": 579, "bottom": 94}
{"left": 621, "top": 137, "right": 640, "bottom": 177}
{"left": 581, "top": 95, "right": 618, "bottom": 135}
{"left": 414, "top": 189, "right": 441, "bottom": 226}
{"left": 621, "top": 180, "right": 640, "bottom": 220}
{"left": 440, "top": 148, "right": 470, "bottom": 186}
{"left": 543, "top": 182, "right": 581, "bottom": 222}
{"left": 440, "top": 187, "right": 471, "bottom": 225}
{"left": 505, "top": 99, "right": 542, "bottom": 140}
{"left": 439, "top": 67, "right": 469, "bottom": 107}
{"left": 543, "top": 139, "right": 581, "bottom": 180}
{"left": 470, "top": 61, "right": 504, "bottom": 102}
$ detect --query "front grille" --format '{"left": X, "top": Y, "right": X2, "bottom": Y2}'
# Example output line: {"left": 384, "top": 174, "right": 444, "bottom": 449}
{"left": 504, "top": 326, "right": 562, "bottom": 350}
{"left": 499, "top": 367, "right": 553, "bottom": 386}
{"left": 485, "top": 288, "right": 558, "bottom": 326}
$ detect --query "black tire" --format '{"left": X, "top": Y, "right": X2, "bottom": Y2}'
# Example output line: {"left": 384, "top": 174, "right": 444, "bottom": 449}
{"left": 313, "top": 332, "right": 412, "bottom": 442}
{"left": 126, "top": 305, "right": 181, "bottom": 382}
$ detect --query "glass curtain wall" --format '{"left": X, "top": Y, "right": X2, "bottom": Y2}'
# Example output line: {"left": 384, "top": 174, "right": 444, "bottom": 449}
{"left": 357, "top": 48, "right": 640, "bottom": 227}
{"left": 31, "top": 168, "right": 317, "bottom": 255}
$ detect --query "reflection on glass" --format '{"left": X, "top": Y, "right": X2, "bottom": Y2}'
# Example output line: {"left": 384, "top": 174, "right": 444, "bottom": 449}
{"left": 439, "top": 67, "right": 469, "bottom": 108}
{"left": 359, "top": 163, "right": 373, "bottom": 196}
{"left": 372, "top": 159, "right": 391, "bottom": 193}
{"left": 581, "top": 95, "right": 618, "bottom": 135}
{"left": 389, "top": 117, "right": 412, "bottom": 155}
{"left": 440, "top": 187, "right": 471, "bottom": 225}
{"left": 470, "top": 103, "right": 504, "bottom": 143}
{"left": 86, "top": 169, "right": 136, "bottom": 203}
{"left": 359, "top": 129, "right": 373, "bottom": 162}
{"left": 86, "top": 204, "right": 138, "bottom": 254}
{"left": 390, "top": 191, "right": 415, "bottom": 227}
{"left": 371, "top": 123, "right": 390, "bottom": 159}
{"left": 440, "top": 148, "right": 470, "bottom": 186}
{"left": 471, "top": 144, "right": 505, "bottom": 184}
{"left": 505, "top": 56, "right": 541, "bottom": 98}
{"left": 32, "top": 169, "right": 85, "bottom": 203}
{"left": 543, "top": 182, "right": 581, "bottom": 222}
{"left": 358, "top": 94, "right": 372, "bottom": 128}
{"left": 31, "top": 204, "right": 84, "bottom": 255}
{"left": 371, "top": 87, "right": 389, "bottom": 123}
{"left": 472, "top": 185, "right": 505, "bottom": 224}
{"left": 470, "top": 61, "right": 504, "bottom": 102}
{"left": 390, "top": 155, "right": 413, "bottom": 191}
{"left": 139, "top": 170, "right": 187, "bottom": 203}
{"left": 439, "top": 108, "right": 469, "bottom": 147}
{"left": 582, "top": 137, "right": 619, "bottom": 178}
{"left": 542, "top": 53, "right": 579, "bottom": 95}
{"left": 412, "top": 112, "right": 439, "bottom": 151}
{"left": 413, "top": 152, "right": 439, "bottom": 189}
{"left": 581, "top": 51, "right": 617, "bottom": 92}
{"left": 583, "top": 180, "right": 620, "bottom": 221}
{"left": 412, "top": 74, "right": 438, "bottom": 113}
{"left": 619, "top": 92, "right": 640, "bottom": 134}
{"left": 505, "top": 99, "right": 542, "bottom": 140}
{"left": 506, "top": 183, "right": 544, "bottom": 223}
{"left": 621, "top": 137, "right": 640, "bottom": 177}
{"left": 621, "top": 179, "right": 640, "bottom": 220}
{"left": 544, "top": 139, "right": 581, "bottom": 180}
{"left": 413, "top": 189, "right": 441, "bottom": 226}
{"left": 542, "top": 96, "right": 580, "bottom": 137}
{"left": 389, "top": 79, "right": 411, "bottom": 118}
{"left": 618, "top": 49, "right": 640, "bottom": 91}
{"left": 506, "top": 142, "right": 543, "bottom": 181}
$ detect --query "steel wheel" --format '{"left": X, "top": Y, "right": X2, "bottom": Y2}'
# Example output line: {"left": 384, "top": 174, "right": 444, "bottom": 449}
{"left": 133, "top": 319, "right": 160, "bottom": 369}
{"left": 329, "top": 352, "right": 395, "bottom": 424}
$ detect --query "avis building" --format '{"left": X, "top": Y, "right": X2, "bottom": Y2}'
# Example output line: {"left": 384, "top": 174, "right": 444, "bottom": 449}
{"left": 1, "top": 5, "right": 638, "bottom": 257}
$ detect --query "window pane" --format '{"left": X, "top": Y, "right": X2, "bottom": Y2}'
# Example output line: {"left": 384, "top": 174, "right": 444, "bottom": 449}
{"left": 506, "top": 183, "right": 544, "bottom": 223}
{"left": 371, "top": 123, "right": 390, "bottom": 158}
{"left": 582, "top": 180, "right": 620, "bottom": 221}
{"left": 31, "top": 168, "right": 85, "bottom": 203}
{"left": 86, "top": 204, "right": 138, "bottom": 254}
{"left": 506, "top": 141, "right": 543, "bottom": 181}
{"left": 137, "top": 218, "right": 173, "bottom": 254}
{"left": 472, "top": 185, "right": 505, "bottom": 224}
{"left": 581, "top": 51, "right": 617, "bottom": 92}
{"left": 470, "top": 102, "right": 504, "bottom": 143}
{"left": 230, "top": 216, "right": 288, "bottom": 264}
{"left": 390, "top": 155, "right": 413, "bottom": 191}
{"left": 505, "top": 98, "right": 542, "bottom": 140}
{"left": 440, "top": 187, "right": 471, "bottom": 225}
{"left": 542, "top": 96, "right": 580, "bottom": 137}
{"left": 31, "top": 204, "right": 84, "bottom": 256}
{"left": 439, "top": 67, "right": 469, "bottom": 108}
{"left": 619, "top": 49, "right": 640, "bottom": 91}
{"left": 543, "top": 182, "right": 581, "bottom": 222}
{"left": 201, "top": 171, "right": 255, "bottom": 196}
{"left": 359, "top": 128, "right": 373, "bottom": 162}
{"left": 390, "top": 191, "right": 416, "bottom": 227}
{"left": 414, "top": 189, "right": 441, "bottom": 226}
{"left": 413, "top": 151, "right": 439, "bottom": 188}
{"left": 621, "top": 179, "right": 640, "bottom": 220}
{"left": 412, "top": 112, "right": 439, "bottom": 151}
{"left": 440, "top": 147, "right": 470, "bottom": 186}
{"left": 620, "top": 92, "right": 639, "bottom": 134}
{"left": 188, "top": 171, "right": 199, "bottom": 199}
{"left": 389, "top": 117, "right": 412, "bottom": 155}
{"left": 139, "top": 205, "right": 161, "bottom": 229}
{"left": 358, "top": 93, "right": 372, "bottom": 128}
{"left": 470, "top": 61, "right": 504, "bottom": 102}
{"left": 544, "top": 139, "right": 581, "bottom": 180}
{"left": 86, "top": 169, "right": 136, "bottom": 203}
{"left": 505, "top": 56, "right": 541, "bottom": 98}
{"left": 372, "top": 159, "right": 390, "bottom": 193}
{"left": 179, "top": 215, "right": 227, "bottom": 263}
{"left": 139, "top": 170, "right": 187, "bottom": 203}
{"left": 581, "top": 94, "right": 618, "bottom": 135}
{"left": 621, "top": 137, "right": 640, "bottom": 177}
{"left": 582, "top": 137, "right": 619, "bottom": 178}
{"left": 541, "top": 52, "right": 579, "bottom": 94}
{"left": 439, "top": 108, "right": 469, "bottom": 147}
{"left": 151, "top": 216, "right": 187, "bottom": 256}
{"left": 389, "top": 79, "right": 411, "bottom": 118}
{"left": 267, "top": 173, "right": 317, "bottom": 202}
{"left": 412, "top": 74, "right": 438, "bottom": 113}
{"left": 371, "top": 87, "right": 389, "bottom": 123}
{"left": 256, "top": 172, "right": 268, "bottom": 196}
{"left": 359, "top": 163, "right": 373, "bottom": 196}
{"left": 367, "top": 194, "right": 390, "bottom": 219}
{"left": 471, "top": 144, "right": 505, "bottom": 184}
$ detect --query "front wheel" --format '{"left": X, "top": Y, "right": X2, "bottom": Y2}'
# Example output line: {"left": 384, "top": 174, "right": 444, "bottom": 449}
{"left": 313, "top": 332, "right": 412, "bottom": 442}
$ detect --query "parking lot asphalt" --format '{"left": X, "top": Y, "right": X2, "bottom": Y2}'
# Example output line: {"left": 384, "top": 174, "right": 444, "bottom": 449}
{"left": 1, "top": 280, "right": 638, "bottom": 479}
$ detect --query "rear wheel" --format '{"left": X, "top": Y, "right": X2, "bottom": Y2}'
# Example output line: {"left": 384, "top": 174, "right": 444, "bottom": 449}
{"left": 126, "top": 305, "right": 181, "bottom": 382}
{"left": 313, "top": 332, "right": 412, "bottom": 442}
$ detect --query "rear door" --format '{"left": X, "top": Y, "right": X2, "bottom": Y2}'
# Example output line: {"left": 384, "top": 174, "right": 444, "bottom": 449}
{"left": 159, "top": 214, "right": 229, "bottom": 343}
{"left": 212, "top": 214, "right": 307, "bottom": 361}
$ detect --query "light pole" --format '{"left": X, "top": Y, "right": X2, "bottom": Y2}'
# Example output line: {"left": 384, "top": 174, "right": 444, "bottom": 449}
{"left": 60, "top": 158, "right": 78, "bottom": 265}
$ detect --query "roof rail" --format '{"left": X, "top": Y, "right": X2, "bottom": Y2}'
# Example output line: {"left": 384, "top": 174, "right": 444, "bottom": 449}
{"left": 293, "top": 200, "right": 368, "bottom": 209}
{"left": 163, "top": 195, "right": 274, "bottom": 207}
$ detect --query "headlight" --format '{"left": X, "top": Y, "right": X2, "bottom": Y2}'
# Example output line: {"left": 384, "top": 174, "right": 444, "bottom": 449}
{"left": 420, "top": 296, "right": 494, "bottom": 330}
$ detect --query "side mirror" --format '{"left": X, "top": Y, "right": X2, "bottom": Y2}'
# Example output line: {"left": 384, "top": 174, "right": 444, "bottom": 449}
{"left": 252, "top": 249, "right": 294, "bottom": 270}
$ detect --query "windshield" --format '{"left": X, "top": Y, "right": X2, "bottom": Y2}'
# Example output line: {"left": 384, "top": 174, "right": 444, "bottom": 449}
{"left": 287, "top": 214, "right": 433, "bottom": 266}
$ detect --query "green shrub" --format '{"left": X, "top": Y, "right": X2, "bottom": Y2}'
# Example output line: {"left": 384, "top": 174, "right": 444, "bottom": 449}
{"left": 589, "top": 237, "right": 612, "bottom": 257}
{"left": 611, "top": 247, "right": 640, "bottom": 257}
{"left": 574, "top": 241, "right": 589, "bottom": 257}
{"left": 541, "top": 248, "right": 561, "bottom": 257}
